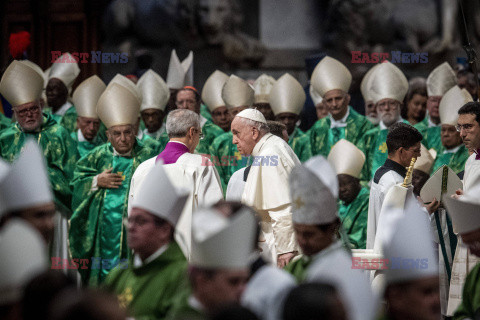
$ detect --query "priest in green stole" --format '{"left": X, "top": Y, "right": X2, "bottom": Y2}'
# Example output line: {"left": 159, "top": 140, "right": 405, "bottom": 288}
{"left": 359, "top": 62, "right": 410, "bottom": 180}
{"left": 106, "top": 160, "right": 189, "bottom": 319}
{"left": 166, "top": 204, "right": 257, "bottom": 320}
{"left": 202, "top": 70, "right": 231, "bottom": 132}
{"left": 44, "top": 52, "right": 80, "bottom": 123}
{"left": 270, "top": 73, "right": 312, "bottom": 162}
{"left": 70, "top": 75, "right": 106, "bottom": 158}
{"left": 209, "top": 75, "right": 253, "bottom": 191}
{"left": 69, "top": 82, "right": 157, "bottom": 286}
{"left": 327, "top": 139, "right": 368, "bottom": 249}
{"left": 432, "top": 86, "right": 472, "bottom": 174}
{"left": 0, "top": 60, "right": 78, "bottom": 216}
{"left": 308, "top": 56, "right": 373, "bottom": 158}
{"left": 137, "top": 69, "right": 169, "bottom": 143}
{"left": 423, "top": 62, "right": 458, "bottom": 153}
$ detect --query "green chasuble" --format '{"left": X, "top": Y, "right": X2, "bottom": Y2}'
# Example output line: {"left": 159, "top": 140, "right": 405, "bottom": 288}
{"left": 289, "top": 127, "right": 312, "bottom": 162}
{"left": 308, "top": 107, "right": 373, "bottom": 157}
{"left": 139, "top": 132, "right": 164, "bottom": 154}
{"left": 359, "top": 126, "right": 388, "bottom": 181}
{"left": 69, "top": 141, "right": 158, "bottom": 286}
{"left": 0, "top": 112, "right": 12, "bottom": 131}
{"left": 59, "top": 105, "right": 78, "bottom": 132}
{"left": 166, "top": 290, "right": 207, "bottom": 320}
{"left": 105, "top": 241, "right": 188, "bottom": 320}
{"left": 196, "top": 120, "right": 224, "bottom": 155}
{"left": 453, "top": 262, "right": 480, "bottom": 320}
{"left": 70, "top": 130, "right": 104, "bottom": 158}
{"left": 209, "top": 131, "right": 249, "bottom": 192}
{"left": 0, "top": 113, "right": 78, "bottom": 213}
{"left": 423, "top": 126, "right": 442, "bottom": 153}
{"left": 338, "top": 187, "right": 369, "bottom": 249}
{"left": 432, "top": 145, "right": 470, "bottom": 174}
{"left": 200, "top": 103, "right": 213, "bottom": 123}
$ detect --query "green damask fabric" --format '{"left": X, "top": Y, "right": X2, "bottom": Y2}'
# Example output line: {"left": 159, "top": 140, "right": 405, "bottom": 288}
{"left": 423, "top": 126, "right": 442, "bottom": 153}
{"left": 432, "top": 145, "right": 470, "bottom": 174}
{"left": 338, "top": 187, "right": 369, "bottom": 249}
{"left": 289, "top": 127, "right": 312, "bottom": 162}
{"left": 69, "top": 141, "right": 158, "bottom": 286}
{"left": 0, "top": 113, "right": 78, "bottom": 214}
{"left": 70, "top": 130, "right": 104, "bottom": 158}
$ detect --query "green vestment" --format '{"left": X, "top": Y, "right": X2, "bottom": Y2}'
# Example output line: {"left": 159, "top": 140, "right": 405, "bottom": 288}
{"left": 453, "top": 262, "right": 480, "bottom": 320}
{"left": 70, "top": 130, "right": 104, "bottom": 158}
{"left": 105, "top": 241, "right": 188, "bottom": 320}
{"left": 69, "top": 141, "right": 158, "bottom": 286}
{"left": 338, "top": 187, "right": 369, "bottom": 249}
{"left": 308, "top": 107, "right": 373, "bottom": 157}
{"left": 0, "top": 112, "right": 12, "bottom": 130}
{"left": 289, "top": 127, "right": 312, "bottom": 162}
{"left": 0, "top": 113, "right": 78, "bottom": 214}
{"left": 423, "top": 126, "right": 442, "bottom": 153}
{"left": 200, "top": 103, "right": 213, "bottom": 122}
{"left": 432, "top": 145, "right": 469, "bottom": 174}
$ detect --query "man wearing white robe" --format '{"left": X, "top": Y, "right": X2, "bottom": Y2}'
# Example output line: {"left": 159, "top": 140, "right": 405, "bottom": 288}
{"left": 232, "top": 109, "right": 300, "bottom": 267}
{"left": 447, "top": 101, "right": 480, "bottom": 315}
{"left": 129, "top": 109, "right": 223, "bottom": 258}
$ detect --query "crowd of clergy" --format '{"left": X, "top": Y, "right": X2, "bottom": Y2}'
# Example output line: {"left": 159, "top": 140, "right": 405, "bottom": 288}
{"left": 1, "top": 49, "right": 480, "bottom": 320}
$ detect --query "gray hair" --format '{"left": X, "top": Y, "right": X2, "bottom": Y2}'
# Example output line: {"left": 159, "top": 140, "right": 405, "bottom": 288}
{"left": 237, "top": 116, "right": 270, "bottom": 135}
{"left": 166, "top": 109, "right": 200, "bottom": 138}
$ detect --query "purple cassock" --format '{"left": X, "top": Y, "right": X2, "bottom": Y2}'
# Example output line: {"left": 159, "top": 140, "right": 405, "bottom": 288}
{"left": 156, "top": 141, "right": 189, "bottom": 164}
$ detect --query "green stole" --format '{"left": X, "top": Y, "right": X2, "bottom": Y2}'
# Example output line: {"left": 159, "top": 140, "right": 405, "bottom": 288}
{"left": 99, "top": 155, "right": 134, "bottom": 283}
{"left": 369, "top": 128, "right": 389, "bottom": 179}
{"left": 432, "top": 145, "right": 469, "bottom": 174}
{"left": 284, "top": 255, "right": 312, "bottom": 283}
{"left": 338, "top": 187, "right": 369, "bottom": 249}
{"left": 288, "top": 127, "right": 312, "bottom": 162}
{"left": 424, "top": 126, "right": 442, "bottom": 152}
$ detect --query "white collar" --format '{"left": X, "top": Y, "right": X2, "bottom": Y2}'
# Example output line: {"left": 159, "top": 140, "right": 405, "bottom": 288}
{"left": 112, "top": 146, "right": 132, "bottom": 157}
{"left": 133, "top": 243, "right": 169, "bottom": 268}
{"left": 379, "top": 117, "right": 403, "bottom": 130}
{"left": 329, "top": 107, "right": 350, "bottom": 128}
{"left": 428, "top": 117, "right": 440, "bottom": 128}
{"left": 144, "top": 124, "right": 166, "bottom": 140}
{"left": 188, "top": 295, "right": 206, "bottom": 313}
{"left": 77, "top": 129, "right": 86, "bottom": 142}
{"left": 200, "top": 115, "right": 208, "bottom": 128}
{"left": 251, "top": 133, "right": 272, "bottom": 157}
{"left": 54, "top": 101, "right": 72, "bottom": 116}
{"left": 443, "top": 145, "right": 461, "bottom": 154}
{"left": 168, "top": 140, "right": 189, "bottom": 148}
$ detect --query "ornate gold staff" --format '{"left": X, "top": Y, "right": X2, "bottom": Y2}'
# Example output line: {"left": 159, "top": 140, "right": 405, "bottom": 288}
{"left": 402, "top": 157, "right": 416, "bottom": 188}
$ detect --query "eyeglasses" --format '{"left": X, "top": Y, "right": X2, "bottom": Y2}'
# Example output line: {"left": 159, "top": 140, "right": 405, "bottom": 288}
{"left": 16, "top": 105, "right": 40, "bottom": 117}
{"left": 196, "top": 129, "right": 205, "bottom": 140}
{"left": 455, "top": 124, "right": 475, "bottom": 132}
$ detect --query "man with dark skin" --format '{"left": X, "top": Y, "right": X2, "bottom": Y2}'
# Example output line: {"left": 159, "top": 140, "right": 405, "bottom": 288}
{"left": 202, "top": 70, "right": 231, "bottom": 132}
{"left": 45, "top": 78, "right": 68, "bottom": 114}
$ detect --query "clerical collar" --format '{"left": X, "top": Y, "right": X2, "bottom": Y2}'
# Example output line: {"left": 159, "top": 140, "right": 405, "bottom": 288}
{"left": 133, "top": 243, "right": 169, "bottom": 268}
{"left": 112, "top": 147, "right": 132, "bottom": 157}
{"left": 188, "top": 295, "right": 206, "bottom": 313}
{"left": 251, "top": 133, "right": 272, "bottom": 157}
{"left": 444, "top": 145, "right": 461, "bottom": 154}
{"left": 77, "top": 129, "right": 87, "bottom": 142}
{"left": 384, "top": 158, "right": 407, "bottom": 177}
{"left": 379, "top": 118, "right": 403, "bottom": 130}
{"left": 329, "top": 107, "right": 350, "bottom": 129}
{"left": 428, "top": 117, "right": 440, "bottom": 128}
{"left": 54, "top": 101, "right": 72, "bottom": 116}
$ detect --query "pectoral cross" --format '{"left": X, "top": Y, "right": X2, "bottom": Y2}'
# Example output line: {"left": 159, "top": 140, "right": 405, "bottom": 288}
{"left": 117, "top": 171, "right": 126, "bottom": 181}
{"left": 234, "top": 151, "right": 242, "bottom": 161}
{"left": 378, "top": 142, "right": 388, "bottom": 153}
{"left": 118, "top": 287, "right": 133, "bottom": 308}
{"left": 293, "top": 196, "right": 305, "bottom": 209}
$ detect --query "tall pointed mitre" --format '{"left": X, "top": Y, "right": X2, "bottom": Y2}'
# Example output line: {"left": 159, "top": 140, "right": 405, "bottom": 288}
{"left": 269, "top": 73, "right": 306, "bottom": 116}
{"left": 72, "top": 75, "right": 106, "bottom": 119}
{"left": 48, "top": 52, "right": 80, "bottom": 90}
{"left": 221, "top": 75, "right": 254, "bottom": 109}
{"left": 311, "top": 56, "right": 352, "bottom": 97}
{"left": 17, "top": 60, "right": 48, "bottom": 102}
{"left": 201, "top": 70, "right": 229, "bottom": 112}
{"left": 289, "top": 156, "right": 338, "bottom": 225}
{"left": 190, "top": 207, "right": 257, "bottom": 269}
{"left": 166, "top": 49, "right": 194, "bottom": 89}
{"left": 439, "top": 85, "right": 473, "bottom": 126}
{"left": 426, "top": 62, "right": 457, "bottom": 97}
{"left": 0, "top": 219, "right": 48, "bottom": 304}
{"left": 327, "top": 139, "right": 365, "bottom": 178}
{"left": 420, "top": 165, "right": 462, "bottom": 204}
{"left": 137, "top": 69, "right": 170, "bottom": 112}
{"left": 309, "top": 85, "right": 323, "bottom": 106}
{"left": 131, "top": 162, "right": 189, "bottom": 227}
{"left": 367, "top": 61, "right": 409, "bottom": 104}
{"left": 253, "top": 74, "right": 276, "bottom": 104}
{"left": 381, "top": 198, "right": 438, "bottom": 285}
{"left": 97, "top": 83, "right": 140, "bottom": 128}
{"left": 413, "top": 144, "right": 436, "bottom": 175}
{"left": 444, "top": 180, "right": 480, "bottom": 234}
{"left": 0, "top": 140, "right": 53, "bottom": 215}
{"left": 108, "top": 74, "right": 142, "bottom": 104}
{"left": 360, "top": 64, "right": 381, "bottom": 103}
{"left": 0, "top": 60, "right": 44, "bottom": 107}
